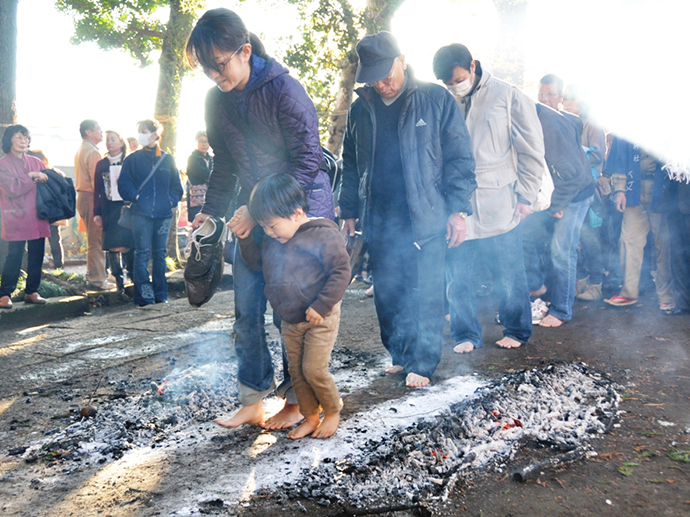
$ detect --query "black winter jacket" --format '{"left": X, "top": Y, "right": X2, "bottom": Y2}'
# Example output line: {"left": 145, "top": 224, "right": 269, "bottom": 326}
{"left": 203, "top": 56, "right": 334, "bottom": 220}
{"left": 536, "top": 104, "right": 594, "bottom": 213}
{"left": 339, "top": 70, "right": 476, "bottom": 246}
{"left": 36, "top": 169, "right": 76, "bottom": 223}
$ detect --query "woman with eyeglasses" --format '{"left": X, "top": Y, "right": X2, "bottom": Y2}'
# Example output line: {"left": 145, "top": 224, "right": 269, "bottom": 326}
{"left": 0, "top": 125, "right": 50, "bottom": 309}
{"left": 186, "top": 8, "right": 333, "bottom": 430}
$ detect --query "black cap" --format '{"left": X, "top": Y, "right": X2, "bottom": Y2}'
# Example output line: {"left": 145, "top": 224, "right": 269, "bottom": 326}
{"left": 355, "top": 31, "right": 401, "bottom": 84}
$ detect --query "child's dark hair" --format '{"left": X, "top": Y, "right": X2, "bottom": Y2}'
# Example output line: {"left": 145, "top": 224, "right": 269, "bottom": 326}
{"left": 249, "top": 173, "right": 310, "bottom": 225}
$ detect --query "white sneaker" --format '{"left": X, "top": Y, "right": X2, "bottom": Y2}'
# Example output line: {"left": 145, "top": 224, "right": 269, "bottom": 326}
{"left": 531, "top": 298, "right": 549, "bottom": 324}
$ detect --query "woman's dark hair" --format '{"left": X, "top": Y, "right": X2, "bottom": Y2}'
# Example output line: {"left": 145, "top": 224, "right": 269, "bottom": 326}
{"left": 249, "top": 173, "right": 309, "bottom": 225}
{"left": 432, "top": 44, "right": 473, "bottom": 83}
{"left": 186, "top": 8, "right": 266, "bottom": 73}
{"left": 2, "top": 124, "right": 30, "bottom": 154}
{"left": 137, "top": 119, "right": 161, "bottom": 135}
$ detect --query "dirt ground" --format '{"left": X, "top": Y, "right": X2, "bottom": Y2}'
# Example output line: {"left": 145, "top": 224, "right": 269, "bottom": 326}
{"left": 0, "top": 276, "right": 689, "bottom": 517}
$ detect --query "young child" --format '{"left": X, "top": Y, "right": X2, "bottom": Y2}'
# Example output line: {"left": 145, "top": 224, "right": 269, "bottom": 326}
{"left": 234, "top": 173, "right": 351, "bottom": 439}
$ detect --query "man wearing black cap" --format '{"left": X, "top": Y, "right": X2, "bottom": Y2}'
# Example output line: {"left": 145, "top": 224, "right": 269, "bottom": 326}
{"left": 339, "top": 31, "right": 476, "bottom": 388}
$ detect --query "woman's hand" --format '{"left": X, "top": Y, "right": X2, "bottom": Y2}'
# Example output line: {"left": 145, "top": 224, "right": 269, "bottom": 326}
{"left": 228, "top": 205, "right": 256, "bottom": 239}
{"left": 93, "top": 215, "right": 102, "bottom": 228}
{"left": 192, "top": 212, "right": 211, "bottom": 230}
{"left": 28, "top": 171, "right": 48, "bottom": 183}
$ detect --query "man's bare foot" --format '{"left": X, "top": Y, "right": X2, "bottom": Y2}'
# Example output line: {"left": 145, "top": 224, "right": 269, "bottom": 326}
{"left": 453, "top": 341, "right": 474, "bottom": 354}
{"left": 406, "top": 372, "right": 430, "bottom": 388}
{"left": 496, "top": 336, "right": 522, "bottom": 349}
{"left": 530, "top": 284, "right": 547, "bottom": 297}
{"left": 215, "top": 401, "right": 264, "bottom": 428}
{"left": 384, "top": 364, "right": 405, "bottom": 375}
{"left": 312, "top": 413, "right": 340, "bottom": 439}
{"left": 287, "top": 414, "right": 320, "bottom": 440}
{"left": 539, "top": 314, "right": 564, "bottom": 327}
{"left": 261, "top": 403, "right": 304, "bottom": 430}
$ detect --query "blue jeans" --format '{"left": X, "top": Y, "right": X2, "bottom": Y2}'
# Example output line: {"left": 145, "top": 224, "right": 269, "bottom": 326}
{"left": 446, "top": 225, "right": 532, "bottom": 347}
{"left": 232, "top": 238, "right": 294, "bottom": 406}
{"left": 131, "top": 214, "right": 170, "bottom": 306}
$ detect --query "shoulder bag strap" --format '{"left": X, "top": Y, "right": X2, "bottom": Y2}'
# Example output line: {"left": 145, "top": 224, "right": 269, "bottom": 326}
{"left": 134, "top": 153, "right": 166, "bottom": 201}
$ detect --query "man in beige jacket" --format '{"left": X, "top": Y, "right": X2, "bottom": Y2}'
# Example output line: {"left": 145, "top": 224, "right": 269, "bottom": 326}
{"left": 75, "top": 119, "right": 110, "bottom": 289}
{"left": 433, "top": 44, "right": 545, "bottom": 352}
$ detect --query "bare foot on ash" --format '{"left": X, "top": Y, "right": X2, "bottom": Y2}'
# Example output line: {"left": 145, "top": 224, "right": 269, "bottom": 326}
{"left": 261, "top": 403, "right": 304, "bottom": 430}
{"left": 312, "top": 413, "right": 340, "bottom": 439}
{"left": 287, "top": 414, "right": 320, "bottom": 440}
{"left": 496, "top": 336, "right": 522, "bottom": 349}
{"left": 215, "top": 401, "right": 264, "bottom": 428}
{"left": 539, "top": 314, "right": 564, "bottom": 328}
{"left": 384, "top": 364, "right": 405, "bottom": 375}
{"left": 453, "top": 341, "right": 474, "bottom": 354}
{"left": 406, "top": 372, "right": 430, "bottom": 388}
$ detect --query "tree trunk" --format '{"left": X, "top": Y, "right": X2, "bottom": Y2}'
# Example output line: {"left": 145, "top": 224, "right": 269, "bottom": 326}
{"left": 324, "top": 52, "right": 358, "bottom": 158}
{"left": 0, "top": 0, "right": 18, "bottom": 139}
{"left": 491, "top": 0, "right": 528, "bottom": 87}
{"left": 156, "top": 0, "right": 196, "bottom": 266}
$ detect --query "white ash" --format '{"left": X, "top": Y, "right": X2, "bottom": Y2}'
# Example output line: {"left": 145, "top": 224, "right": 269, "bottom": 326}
{"left": 271, "top": 363, "right": 620, "bottom": 508}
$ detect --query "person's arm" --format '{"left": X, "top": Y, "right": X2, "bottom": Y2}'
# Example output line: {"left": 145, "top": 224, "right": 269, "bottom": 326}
{"left": 117, "top": 155, "right": 138, "bottom": 203}
{"left": 237, "top": 229, "right": 263, "bottom": 272}
{"left": 0, "top": 163, "right": 37, "bottom": 198}
{"left": 167, "top": 155, "right": 184, "bottom": 206}
{"left": 338, "top": 105, "right": 361, "bottom": 237}
{"left": 92, "top": 160, "right": 106, "bottom": 218}
{"left": 87, "top": 149, "right": 102, "bottom": 186}
{"left": 275, "top": 77, "right": 323, "bottom": 189}
{"left": 585, "top": 124, "right": 606, "bottom": 177}
{"left": 186, "top": 152, "right": 211, "bottom": 185}
{"left": 309, "top": 228, "right": 352, "bottom": 318}
{"left": 510, "top": 89, "right": 546, "bottom": 208}
{"left": 438, "top": 90, "right": 476, "bottom": 247}
{"left": 200, "top": 90, "right": 240, "bottom": 219}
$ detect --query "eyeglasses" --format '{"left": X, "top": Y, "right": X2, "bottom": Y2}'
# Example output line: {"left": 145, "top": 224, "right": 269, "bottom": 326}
{"left": 538, "top": 92, "right": 561, "bottom": 100}
{"left": 366, "top": 60, "right": 398, "bottom": 88}
{"left": 203, "top": 44, "right": 245, "bottom": 76}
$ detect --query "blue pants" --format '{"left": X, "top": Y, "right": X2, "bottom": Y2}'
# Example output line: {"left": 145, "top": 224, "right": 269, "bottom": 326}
{"left": 232, "top": 238, "right": 294, "bottom": 406}
{"left": 446, "top": 225, "right": 532, "bottom": 347}
{"left": 368, "top": 232, "right": 445, "bottom": 380}
{"left": 131, "top": 214, "right": 170, "bottom": 306}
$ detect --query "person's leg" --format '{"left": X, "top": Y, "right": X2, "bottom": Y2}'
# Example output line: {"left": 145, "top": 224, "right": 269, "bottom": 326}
{"left": 579, "top": 222, "right": 603, "bottom": 285}
{"left": 123, "top": 249, "right": 134, "bottom": 284}
{"left": 521, "top": 211, "right": 550, "bottom": 293}
{"left": 78, "top": 191, "right": 107, "bottom": 286}
{"left": 131, "top": 214, "right": 155, "bottom": 306}
{"left": 0, "top": 241, "right": 26, "bottom": 297}
{"left": 618, "top": 205, "right": 650, "bottom": 301}
{"left": 544, "top": 197, "right": 592, "bottom": 323}
{"left": 669, "top": 210, "right": 690, "bottom": 311}
{"left": 25, "top": 238, "right": 45, "bottom": 295}
{"left": 150, "top": 217, "right": 171, "bottom": 303}
{"left": 407, "top": 238, "right": 445, "bottom": 384}
{"left": 650, "top": 212, "right": 674, "bottom": 306}
{"left": 49, "top": 225, "right": 64, "bottom": 269}
{"left": 489, "top": 227, "right": 532, "bottom": 346}
{"left": 231, "top": 239, "right": 277, "bottom": 404}
{"left": 446, "top": 239, "right": 482, "bottom": 350}
{"left": 109, "top": 251, "right": 124, "bottom": 291}
{"left": 368, "top": 239, "right": 414, "bottom": 370}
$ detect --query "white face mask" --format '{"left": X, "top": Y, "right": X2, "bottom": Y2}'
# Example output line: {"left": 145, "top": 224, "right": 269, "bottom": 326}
{"left": 138, "top": 133, "right": 153, "bottom": 147}
{"left": 448, "top": 74, "right": 474, "bottom": 98}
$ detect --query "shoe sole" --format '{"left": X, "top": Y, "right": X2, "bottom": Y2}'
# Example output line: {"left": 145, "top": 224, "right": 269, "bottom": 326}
{"left": 604, "top": 299, "right": 637, "bottom": 306}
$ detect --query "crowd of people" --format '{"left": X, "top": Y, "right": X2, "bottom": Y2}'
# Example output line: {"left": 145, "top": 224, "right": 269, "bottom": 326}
{"left": 1, "top": 7, "right": 688, "bottom": 440}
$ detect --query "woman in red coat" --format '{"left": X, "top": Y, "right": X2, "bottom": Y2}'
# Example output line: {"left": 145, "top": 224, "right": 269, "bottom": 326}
{"left": 0, "top": 125, "right": 50, "bottom": 309}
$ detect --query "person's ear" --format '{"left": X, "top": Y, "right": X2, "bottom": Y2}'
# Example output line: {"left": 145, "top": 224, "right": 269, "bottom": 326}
{"left": 293, "top": 207, "right": 305, "bottom": 219}
{"left": 399, "top": 55, "right": 407, "bottom": 71}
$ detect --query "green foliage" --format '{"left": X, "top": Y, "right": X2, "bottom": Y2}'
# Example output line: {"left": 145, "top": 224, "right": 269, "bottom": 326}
{"left": 55, "top": 0, "right": 172, "bottom": 66}
{"left": 667, "top": 448, "right": 690, "bottom": 463}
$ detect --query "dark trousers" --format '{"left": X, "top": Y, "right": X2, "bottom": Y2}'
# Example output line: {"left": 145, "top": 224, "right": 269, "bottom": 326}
{"left": 368, "top": 232, "right": 445, "bottom": 379}
{"left": 669, "top": 209, "right": 690, "bottom": 311}
{"left": 446, "top": 225, "right": 532, "bottom": 347}
{"left": 108, "top": 250, "right": 134, "bottom": 291}
{"left": 48, "top": 225, "right": 64, "bottom": 269}
{"left": 577, "top": 220, "right": 603, "bottom": 284}
{"left": 0, "top": 239, "right": 45, "bottom": 297}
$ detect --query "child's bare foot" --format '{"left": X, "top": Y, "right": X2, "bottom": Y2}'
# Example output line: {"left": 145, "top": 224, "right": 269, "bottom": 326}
{"left": 453, "top": 341, "right": 474, "bottom": 354}
{"left": 215, "top": 401, "right": 264, "bottom": 428}
{"left": 261, "top": 403, "right": 304, "bottom": 430}
{"left": 406, "top": 372, "right": 430, "bottom": 388}
{"left": 287, "top": 414, "right": 320, "bottom": 440}
{"left": 539, "top": 314, "right": 564, "bottom": 327}
{"left": 312, "top": 413, "right": 340, "bottom": 439}
{"left": 385, "top": 364, "right": 405, "bottom": 375}
{"left": 496, "top": 336, "right": 522, "bottom": 349}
